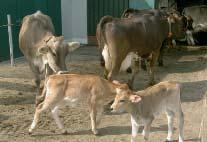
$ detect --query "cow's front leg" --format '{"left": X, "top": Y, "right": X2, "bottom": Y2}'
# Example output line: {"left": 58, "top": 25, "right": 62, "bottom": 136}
{"left": 146, "top": 52, "right": 159, "bottom": 86}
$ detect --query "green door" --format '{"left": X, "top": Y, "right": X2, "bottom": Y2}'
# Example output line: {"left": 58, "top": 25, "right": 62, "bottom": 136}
{"left": 87, "top": 0, "right": 129, "bottom": 36}
{"left": 0, "top": 0, "right": 61, "bottom": 61}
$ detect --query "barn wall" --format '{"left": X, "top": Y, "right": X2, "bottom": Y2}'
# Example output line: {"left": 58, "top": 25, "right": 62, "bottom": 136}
{"left": 0, "top": 0, "right": 61, "bottom": 61}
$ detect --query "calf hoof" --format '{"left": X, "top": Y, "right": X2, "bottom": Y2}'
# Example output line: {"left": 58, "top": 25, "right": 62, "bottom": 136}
{"left": 92, "top": 129, "right": 99, "bottom": 135}
{"left": 28, "top": 129, "right": 33, "bottom": 135}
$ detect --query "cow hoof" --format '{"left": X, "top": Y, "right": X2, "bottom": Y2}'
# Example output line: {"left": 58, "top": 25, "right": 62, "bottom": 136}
{"left": 126, "top": 67, "right": 132, "bottom": 73}
{"left": 158, "top": 62, "right": 164, "bottom": 67}
{"left": 148, "top": 81, "right": 156, "bottom": 86}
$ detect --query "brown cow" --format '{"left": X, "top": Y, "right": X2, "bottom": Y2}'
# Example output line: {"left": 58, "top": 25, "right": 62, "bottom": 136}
{"left": 19, "top": 11, "right": 80, "bottom": 87}
{"left": 96, "top": 11, "right": 186, "bottom": 88}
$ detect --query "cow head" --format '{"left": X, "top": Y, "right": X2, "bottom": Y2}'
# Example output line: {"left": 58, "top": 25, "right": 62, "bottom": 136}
{"left": 111, "top": 87, "right": 141, "bottom": 113}
{"left": 38, "top": 36, "right": 80, "bottom": 74}
{"left": 167, "top": 12, "right": 187, "bottom": 39}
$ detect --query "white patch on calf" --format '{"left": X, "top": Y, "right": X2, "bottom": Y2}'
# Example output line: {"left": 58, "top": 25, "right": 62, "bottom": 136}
{"left": 102, "top": 44, "right": 135, "bottom": 72}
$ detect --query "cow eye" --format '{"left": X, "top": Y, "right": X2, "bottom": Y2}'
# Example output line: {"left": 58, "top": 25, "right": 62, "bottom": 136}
{"left": 120, "top": 100, "right": 125, "bottom": 103}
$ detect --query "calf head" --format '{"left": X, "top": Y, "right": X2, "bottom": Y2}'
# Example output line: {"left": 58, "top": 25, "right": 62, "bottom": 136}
{"left": 111, "top": 88, "right": 141, "bottom": 113}
{"left": 38, "top": 36, "right": 80, "bottom": 74}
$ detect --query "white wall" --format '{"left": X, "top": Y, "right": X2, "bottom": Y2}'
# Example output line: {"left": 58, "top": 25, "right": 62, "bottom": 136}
{"left": 61, "top": 0, "right": 87, "bottom": 44}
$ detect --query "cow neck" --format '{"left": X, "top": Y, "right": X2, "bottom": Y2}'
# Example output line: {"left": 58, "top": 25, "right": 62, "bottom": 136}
{"left": 167, "top": 18, "right": 173, "bottom": 38}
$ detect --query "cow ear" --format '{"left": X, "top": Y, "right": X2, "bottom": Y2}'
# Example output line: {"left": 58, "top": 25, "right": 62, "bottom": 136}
{"left": 129, "top": 95, "right": 141, "bottom": 103}
{"left": 67, "top": 42, "right": 80, "bottom": 52}
{"left": 38, "top": 46, "right": 49, "bottom": 54}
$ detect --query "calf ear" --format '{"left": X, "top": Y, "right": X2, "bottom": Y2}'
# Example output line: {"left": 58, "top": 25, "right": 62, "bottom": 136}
{"left": 129, "top": 95, "right": 141, "bottom": 103}
{"left": 38, "top": 46, "right": 49, "bottom": 54}
{"left": 67, "top": 42, "right": 80, "bottom": 52}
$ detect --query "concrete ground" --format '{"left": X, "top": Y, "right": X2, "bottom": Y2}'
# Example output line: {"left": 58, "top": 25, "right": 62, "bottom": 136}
{"left": 0, "top": 45, "right": 206, "bottom": 142}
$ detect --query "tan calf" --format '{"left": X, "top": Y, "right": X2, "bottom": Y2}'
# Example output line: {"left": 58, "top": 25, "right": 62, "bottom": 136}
{"left": 29, "top": 74, "right": 128, "bottom": 135}
{"left": 111, "top": 81, "right": 184, "bottom": 142}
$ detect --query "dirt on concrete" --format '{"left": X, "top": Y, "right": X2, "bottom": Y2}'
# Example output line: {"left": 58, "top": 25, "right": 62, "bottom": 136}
{"left": 0, "top": 46, "right": 207, "bottom": 142}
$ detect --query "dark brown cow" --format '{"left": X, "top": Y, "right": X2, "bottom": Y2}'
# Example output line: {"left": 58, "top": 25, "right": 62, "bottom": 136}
{"left": 97, "top": 12, "right": 186, "bottom": 88}
{"left": 122, "top": 8, "right": 178, "bottom": 67}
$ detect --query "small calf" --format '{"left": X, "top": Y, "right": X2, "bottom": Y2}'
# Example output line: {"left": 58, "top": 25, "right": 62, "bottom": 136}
{"left": 111, "top": 81, "right": 184, "bottom": 142}
{"left": 29, "top": 74, "right": 128, "bottom": 135}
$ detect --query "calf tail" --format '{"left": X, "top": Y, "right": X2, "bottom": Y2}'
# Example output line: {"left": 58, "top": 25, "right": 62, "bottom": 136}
{"left": 96, "top": 15, "right": 113, "bottom": 49}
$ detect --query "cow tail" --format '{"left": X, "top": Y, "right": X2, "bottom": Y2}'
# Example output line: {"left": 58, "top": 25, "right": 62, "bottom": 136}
{"left": 96, "top": 15, "right": 113, "bottom": 49}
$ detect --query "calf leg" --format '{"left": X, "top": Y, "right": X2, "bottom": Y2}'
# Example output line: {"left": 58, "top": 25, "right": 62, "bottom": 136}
{"left": 142, "top": 117, "right": 154, "bottom": 141}
{"left": 166, "top": 110, "right": 175, "bottom": 141}
{"left": 51, "top": 106, "right": 67, "bottom": 134}
{"left": 90, "top": 106, "right": 98, "bottom": 135}
{"left": 29, "top": 102, "right": 50, "bottom": 133}
{"left": 131, "top": 116, "right": 139, "bottom": 142}
{"left": 178, "top": 109, "right": 184, "bottom": 142}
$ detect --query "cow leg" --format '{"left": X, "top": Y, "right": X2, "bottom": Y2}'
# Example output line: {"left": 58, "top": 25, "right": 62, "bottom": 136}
{"left": 107, "top": 58, "right": 122, "bottom": 81}
{"left": 158, "top": 44, "right": 165, "bottom": 67}
{"left": 28, "top": 62, "right": 41, "bottom": 87}
{"left": 128, "top": 55, "right": 140, "bottom": 89}
{"left": 146, "top": 52, "right": 159, "bottom": 86}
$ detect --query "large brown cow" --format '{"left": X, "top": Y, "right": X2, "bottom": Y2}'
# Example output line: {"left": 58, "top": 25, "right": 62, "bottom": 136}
{"left": 19, "top": 11, "right": 80, "bottom": 87}
{"left": 96, "top": 12, "right": 186, "bottom": 88}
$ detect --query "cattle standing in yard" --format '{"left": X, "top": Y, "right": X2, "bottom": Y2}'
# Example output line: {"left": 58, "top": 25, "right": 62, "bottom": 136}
{"left": 111, "top": 81, "right": 184, "bottom": 142}
{"left": 96, "top": 12, "right": 187, "bottom": 88}
{"left": 19, "top": 11, "right": 80, "bottom": 87}
{"left": 121, "top": 8, "right": 177, "bottom": 67}
{"left": 182, "top": 5, "right": 207, "bottom": 45}
{"left": 28, "top": 74, "right": 129, "bottom": 135}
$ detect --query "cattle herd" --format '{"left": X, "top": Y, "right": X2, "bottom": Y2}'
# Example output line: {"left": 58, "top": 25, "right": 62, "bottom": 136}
{"left": 16, "top": 5, "right": 207, "bottom": 142}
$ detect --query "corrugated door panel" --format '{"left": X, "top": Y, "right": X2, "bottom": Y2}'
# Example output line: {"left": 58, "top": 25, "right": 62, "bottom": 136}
{"left": 87, "top": 0, "right": 129, "bottom": 36}
{"left": 0, "top": 0, "right": 19, "bottom": 61}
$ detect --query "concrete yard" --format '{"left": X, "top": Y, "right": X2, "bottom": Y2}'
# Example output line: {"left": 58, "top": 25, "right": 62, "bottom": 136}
{"left": 0, "top": 45, "right": 206, "bottom": 142}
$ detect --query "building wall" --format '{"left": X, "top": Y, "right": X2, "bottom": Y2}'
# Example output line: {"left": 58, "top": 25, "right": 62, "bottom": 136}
{"left": 61, "top": 0, "right": 87, "bottom": 44}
